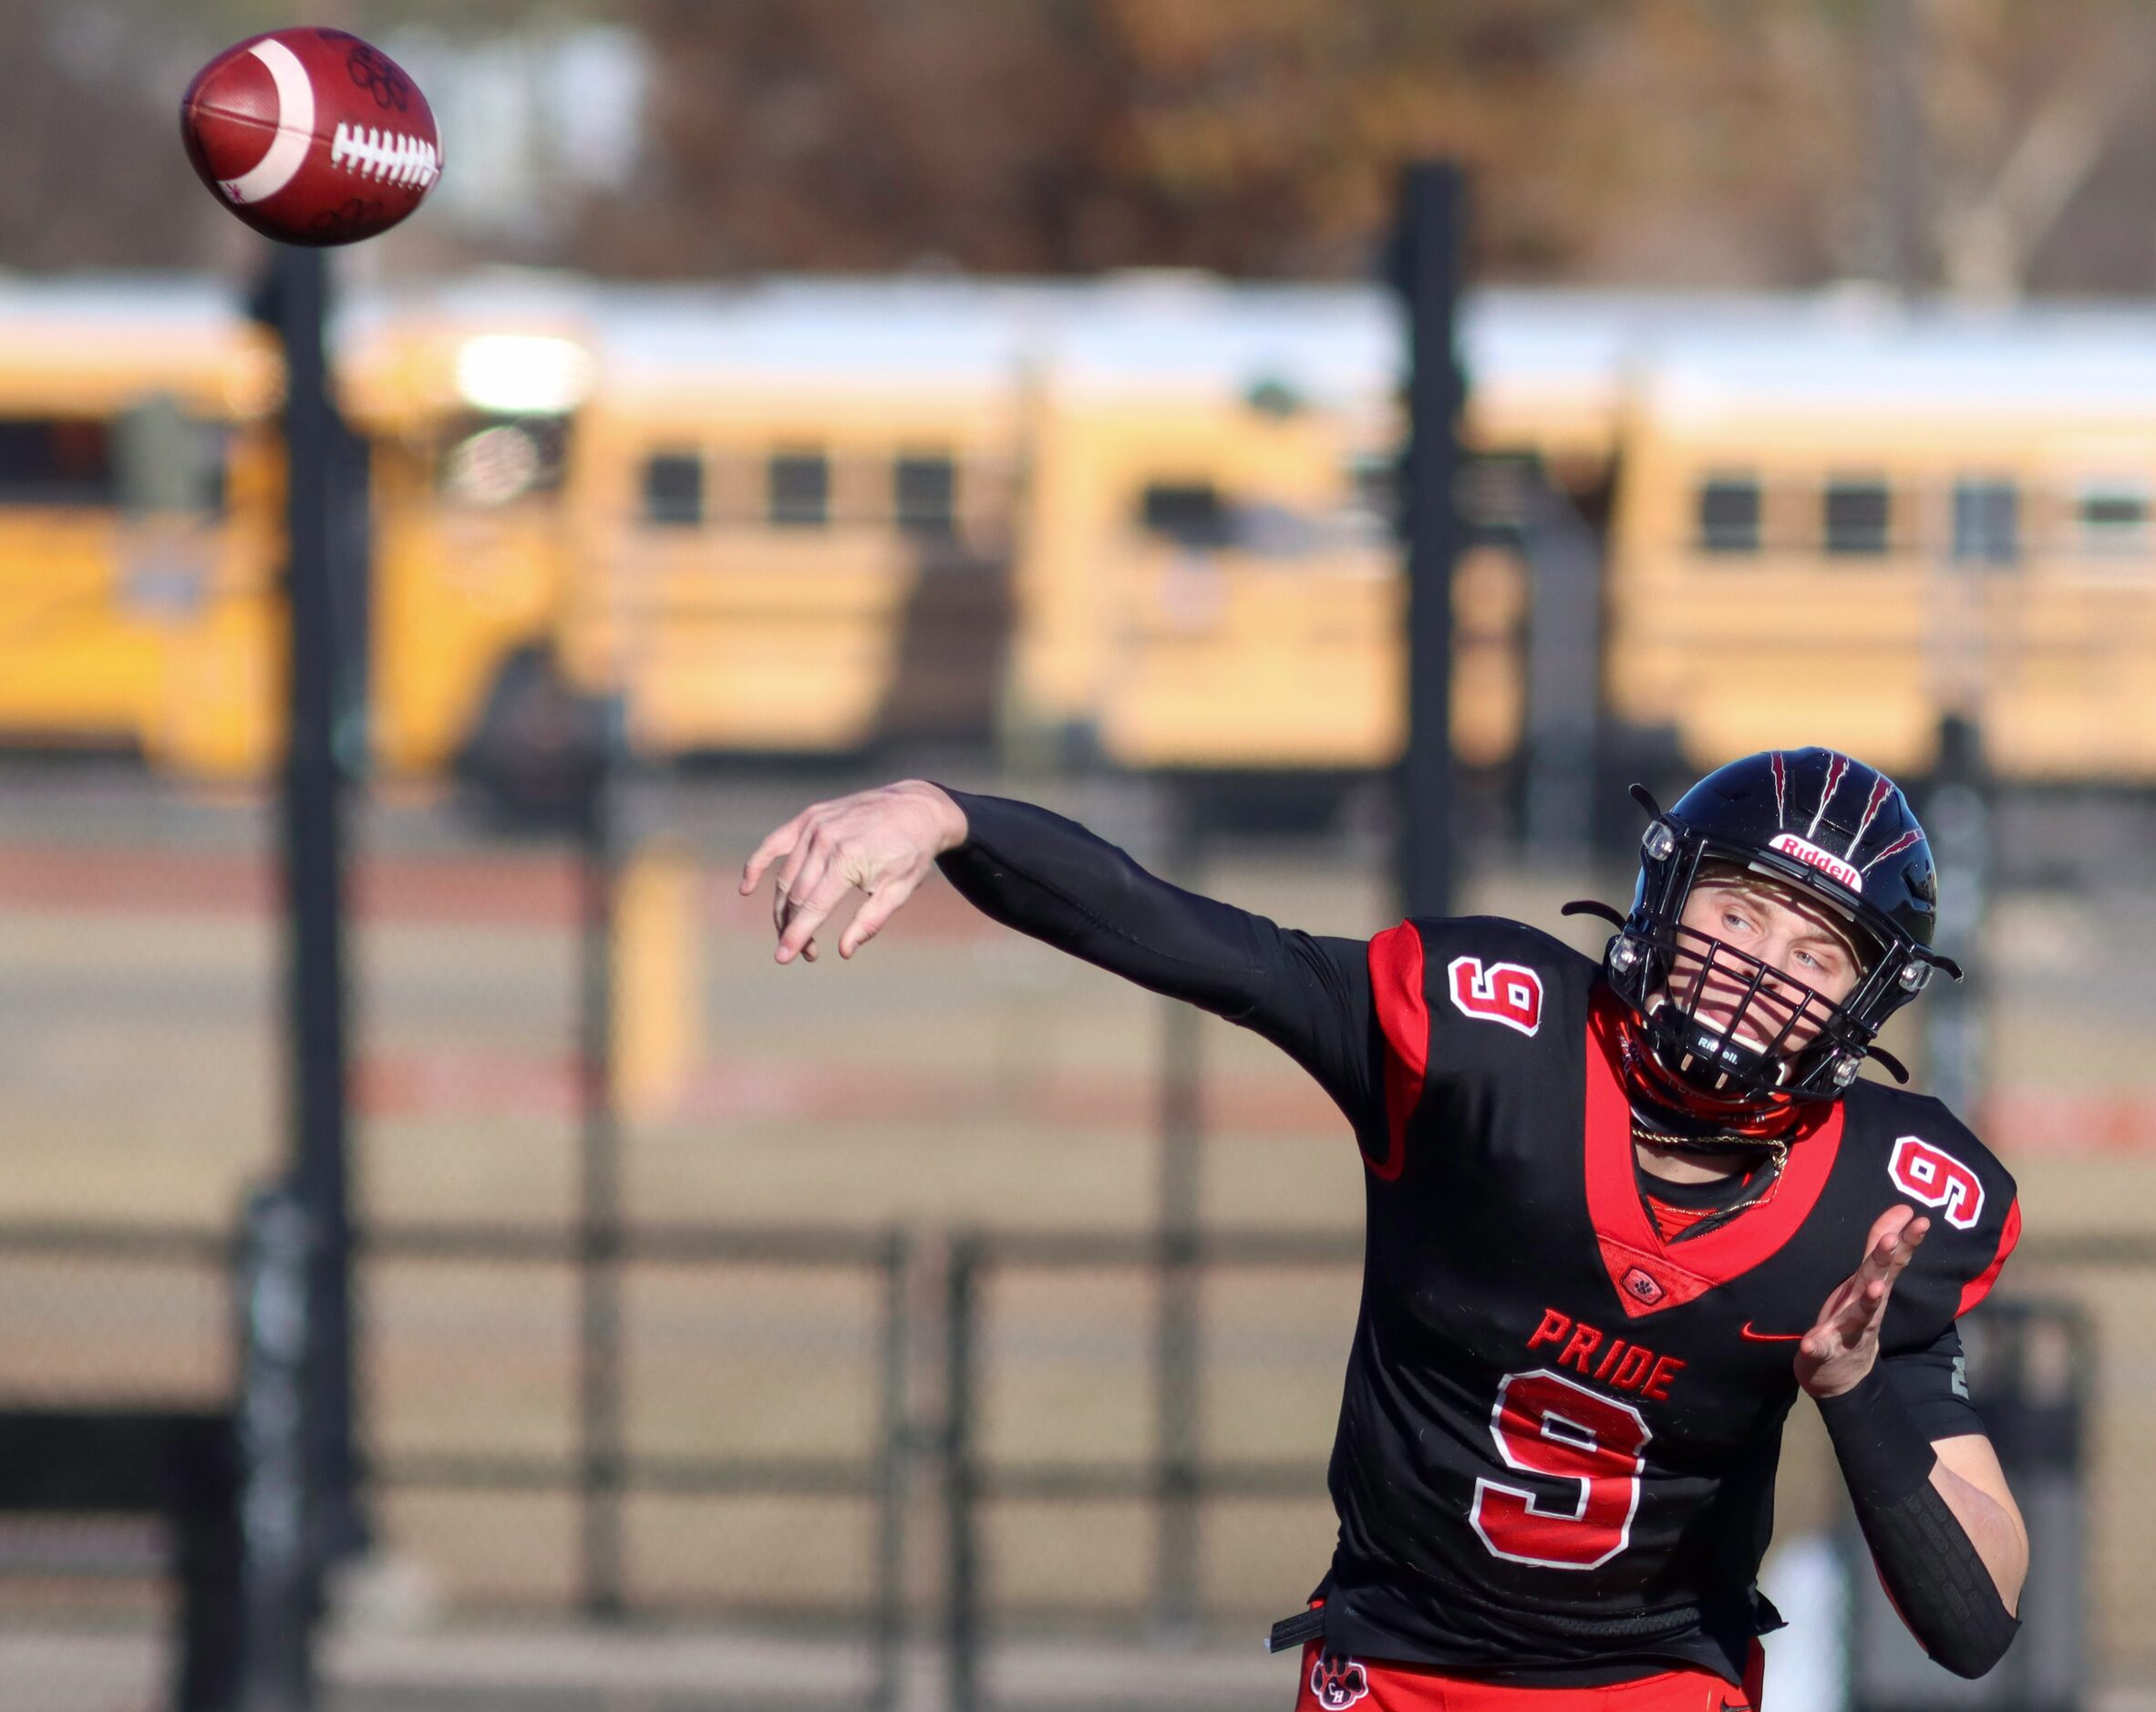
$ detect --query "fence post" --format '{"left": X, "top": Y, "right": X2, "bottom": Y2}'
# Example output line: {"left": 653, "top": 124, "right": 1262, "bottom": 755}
{"left": 576, "top": 748, "right": 625, "bottom": 1619}
{"left": 872, "top": 1230, "right": 912, "bottom": 1712}
{"left": 944, "top": 1235, "right": 982, "bottom": 1712}
{"left": 1924, "top": 714, "right": 1989, "bottom": 1118}
{"left": 1154, "top": 787, "right": 1203, "bottom": 1632}
{"left": 235, "top": 1186, "right": 317, "bottom": 1711}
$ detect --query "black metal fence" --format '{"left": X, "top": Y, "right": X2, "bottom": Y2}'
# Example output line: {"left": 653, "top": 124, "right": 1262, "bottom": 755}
{"left": 0, "top": 1216, "right": 2146, "bottom": 1711}
{"left": 942, "top": 1230, "right": 1358, "bottom": 1711}
{"left": 0, "top": 1217, "right": 911, "bottom": 1712}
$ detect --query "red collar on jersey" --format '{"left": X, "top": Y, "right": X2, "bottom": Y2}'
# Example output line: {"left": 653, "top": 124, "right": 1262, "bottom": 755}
{"left": 1587, "top": 988, "right": 1845, "bottom": 1318}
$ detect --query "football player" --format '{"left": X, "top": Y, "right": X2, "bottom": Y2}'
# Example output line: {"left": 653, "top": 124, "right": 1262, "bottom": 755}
{"left": 741, "top": 748, "right": 2025, "bottom": 1709}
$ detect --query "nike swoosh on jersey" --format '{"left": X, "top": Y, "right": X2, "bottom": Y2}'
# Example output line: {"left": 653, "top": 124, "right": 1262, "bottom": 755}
{"left": 1738, "top": 1323, "right": 1805, "bottom": 1343}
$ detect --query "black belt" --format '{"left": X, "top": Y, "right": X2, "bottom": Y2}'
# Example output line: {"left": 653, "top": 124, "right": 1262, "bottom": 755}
{"left": 1265, "top": 1607, "right": 1326, "bottom": 1654}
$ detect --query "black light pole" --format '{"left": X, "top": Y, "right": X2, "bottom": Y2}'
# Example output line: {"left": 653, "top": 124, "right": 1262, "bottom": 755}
{"left": 257, "top": 241, "right": 365, "bottom": 1592}
{"left": 1394, "top": 163, "right": 1470, "bottom": 919}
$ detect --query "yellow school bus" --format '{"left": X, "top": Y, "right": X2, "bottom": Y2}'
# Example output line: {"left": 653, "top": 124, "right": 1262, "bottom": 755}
{"left": 1605, "top": 312, "right": 2156, "bottom": 781}
{"left": 563, "top": 284, "right": 1025, "bottom": 758}
{"left": 56, "top": 277, "right": 2156, "bottom": 799}
{"left": 0, "top": 274, "right": 596, "bottom": 787}
{"left": 0, "top": 278, "right": 283, "bottom": 775}
{"left": 338, "top": 278, "right": 595, "bottom": 781}
{"left": 1003, "top": 283, "right": 1725, "bottom": 778}
{"left": 1008, "top": 282, "right": 1408, "bottom": 772}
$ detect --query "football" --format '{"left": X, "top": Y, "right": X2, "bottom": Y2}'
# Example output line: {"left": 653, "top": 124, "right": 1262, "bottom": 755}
{"left": 181, "top": 28, "right": 441, "bottom": 247}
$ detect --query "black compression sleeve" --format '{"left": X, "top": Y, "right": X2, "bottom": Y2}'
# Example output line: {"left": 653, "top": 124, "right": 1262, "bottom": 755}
{"left": 1881, "top": 1320, "right": 1986, "bottom": 1443}
{"left": 933, "top": 789, "right": 1381, "bottom": 1129}
{"left": 1818, "top": 1367, "right": 2020, "bottom": 1678}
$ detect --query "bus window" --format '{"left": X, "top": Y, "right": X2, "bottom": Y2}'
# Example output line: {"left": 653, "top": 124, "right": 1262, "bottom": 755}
{"left": 1952, "top": 480, "right": 2017, "bottom": 565}
{"left": 642, "top": 450, "right": 704, "bottom": 525}
{"left": 895, "top": 453, "right": 955, "bottom": 537}
{"left": 1346, "top": 453, "right": 1399, "bottom": 543}
{"left": 769, "top": 450, "right": 830, "bottom": 527}
{"left": 1697, "top": 476, "right": 1760, "bottom": 553}
{"left": 2076, "top": 480, "right": 2149, "bottom": 554}
{"left": 194, "top": 430, "right": 229, "bottom": 514}
{"left": 0, "top": 418, "right": 114, "bottom": 506}
{"left": 1139, "top": 481, "right": 1231, "bottom": 549}
{"left": 1823, "top": 478, "right": 1891, "bottom": 555}
{"left": 114, "top": 397, "right": 227, "bottom": 516}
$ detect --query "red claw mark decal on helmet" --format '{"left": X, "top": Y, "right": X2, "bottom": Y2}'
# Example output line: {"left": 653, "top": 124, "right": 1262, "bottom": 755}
{"left": 1846, "top": 773, "right": 1895, "bottom": 857}
{"left": 1861, "top": 828, "right": 1923, "bottom": 875}
{"left": 1807, "top": 752, "right": 1851, "bottom": 840}
{"left": 1770, "top": 751, "right": 1788, "bottom": 830}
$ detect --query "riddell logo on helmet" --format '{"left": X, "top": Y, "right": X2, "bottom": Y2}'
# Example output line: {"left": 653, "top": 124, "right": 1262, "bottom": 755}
{"left": 1768, "top": 832, "right": 1863, "bottom": 892}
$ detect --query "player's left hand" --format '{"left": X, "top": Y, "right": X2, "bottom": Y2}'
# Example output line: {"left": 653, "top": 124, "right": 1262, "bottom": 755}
{"left": 1795, "top": 1203, "right": 1930, "bottom": 1398}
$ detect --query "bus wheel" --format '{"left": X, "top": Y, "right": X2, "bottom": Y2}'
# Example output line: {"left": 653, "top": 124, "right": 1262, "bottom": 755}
{"left": 456, "top": 646, "right": 607, "bottom": 830}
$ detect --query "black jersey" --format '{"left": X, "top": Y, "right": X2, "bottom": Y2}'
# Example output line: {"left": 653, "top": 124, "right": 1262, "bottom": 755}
{"left": 934, "top": 792, "right": 2022, "bottom": 1686}
{"left": 1317, "top": 915, "right": 2019, "bottom": 1682}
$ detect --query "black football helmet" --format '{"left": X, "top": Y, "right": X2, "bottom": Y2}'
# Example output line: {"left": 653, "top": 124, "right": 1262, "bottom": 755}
{"left": 1599, "top": 748, "right": 1958, "bottom": 1111}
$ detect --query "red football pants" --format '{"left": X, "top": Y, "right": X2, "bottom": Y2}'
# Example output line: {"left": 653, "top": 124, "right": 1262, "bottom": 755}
{"left": 1294, "top": 1641, "right": 1765, "bottom": 1711}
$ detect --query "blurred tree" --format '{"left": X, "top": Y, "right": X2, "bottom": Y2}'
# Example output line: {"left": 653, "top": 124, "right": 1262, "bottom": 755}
{"left": 0, "top": 0, "right": 220, "bottom": 269}
{"left": 594, "top": 0, "right": 2156, "bottom": 292}
{"left": 1922, "top": 0, "right": 2156, "bottom": 299}
{"left": 7, "top": 0, "right": 2156, "bottom": 294}
{"left": 594, "top": 0, "right": 1883, "bottom": 283}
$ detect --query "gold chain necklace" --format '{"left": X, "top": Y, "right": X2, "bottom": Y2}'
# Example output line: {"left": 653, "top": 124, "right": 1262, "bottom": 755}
{"left": 1629, "top": 1119, "right": 1790, "bottom": 1176}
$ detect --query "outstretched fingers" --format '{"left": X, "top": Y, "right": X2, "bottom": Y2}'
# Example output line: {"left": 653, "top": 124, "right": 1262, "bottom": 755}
{"left": 776, "top": 843, "right": 846, "bottom": 964}
{"left": 743, "top": 783, "right": 955, "bottom": 967}
{"left": 740, "top": 808, "right": 813, "bottom": 896}
{"left": 839, "top": 868, "right": 921, "bottom": 959}
{"left": 1804, "top": 1206, "right": 1930, "bottom": 1360}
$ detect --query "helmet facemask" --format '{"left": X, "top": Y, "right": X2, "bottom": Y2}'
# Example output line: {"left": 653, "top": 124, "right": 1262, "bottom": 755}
{"left": 1608, "top": 824, "right": 1943, "bottom": 1116}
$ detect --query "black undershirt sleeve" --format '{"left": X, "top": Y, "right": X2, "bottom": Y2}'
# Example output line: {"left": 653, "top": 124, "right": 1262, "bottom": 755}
{"left": 933, "top": 789, "right": 1382, "bottom": 1130}
{"left": 1881, "top": 1320, "right": 1986, "bottom": 1444}
{"left": 1817, "top": 1363, "right": 2020, "bottom": 1678}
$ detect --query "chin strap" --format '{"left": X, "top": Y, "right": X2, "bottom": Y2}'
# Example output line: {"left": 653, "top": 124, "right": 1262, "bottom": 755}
{"left": 1867, "top": 1045, "right": 1912, "bottom": 1085}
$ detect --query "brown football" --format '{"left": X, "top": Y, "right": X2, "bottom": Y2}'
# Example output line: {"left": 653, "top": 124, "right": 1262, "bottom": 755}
{"left": 181, "top": 28, "right": 441, "bottom": 247}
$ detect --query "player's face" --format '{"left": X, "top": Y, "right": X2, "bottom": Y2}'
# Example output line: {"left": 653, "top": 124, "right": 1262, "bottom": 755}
{"left": 1666, "top": 873, "right": 1866, "bottom": 1057}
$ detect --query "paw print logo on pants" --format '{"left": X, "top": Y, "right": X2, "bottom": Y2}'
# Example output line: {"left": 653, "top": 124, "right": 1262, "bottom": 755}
{"left": 1310, "top": 1654, "right": 1370, "bottom": 1708}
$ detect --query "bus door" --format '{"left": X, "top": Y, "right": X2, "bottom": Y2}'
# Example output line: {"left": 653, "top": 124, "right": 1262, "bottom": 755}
{"left": 351, "top": 328, "right": 591, "bottom": 784}
{"left": 572, "top": 386, "right": 1017, "bottom": 760}
{"left": 1072, "top": 387, "right": 1407, "bottom": 773}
